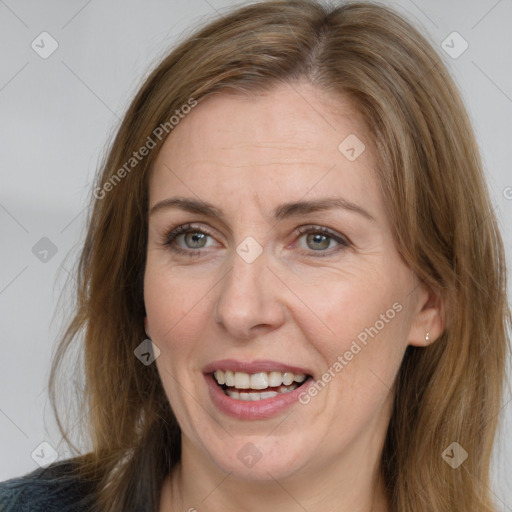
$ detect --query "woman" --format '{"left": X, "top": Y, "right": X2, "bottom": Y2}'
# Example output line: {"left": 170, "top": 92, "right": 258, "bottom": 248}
{"left": 1, "top": 1, "right": 509, "bottom": 511}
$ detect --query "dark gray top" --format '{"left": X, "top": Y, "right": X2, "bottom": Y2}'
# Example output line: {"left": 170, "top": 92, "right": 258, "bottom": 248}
{"left": 0, "top": 459, "right": 95, "bottom": 512}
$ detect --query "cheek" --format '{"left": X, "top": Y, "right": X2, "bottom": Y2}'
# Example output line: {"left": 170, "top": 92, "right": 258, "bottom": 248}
{"left": 298, "top": 268, "right": 408, "bottom": 357}
{"left": 143, "top": 259, "right": 219, "bottom": 403}
{"left": 143, "top": 257, "right": 209, "bottom": 341}
{"left": 144, "top": 266, "right": 207, "bottom": 431}
{"left": 299, "top": 273, "right": 410, "bottom": 405}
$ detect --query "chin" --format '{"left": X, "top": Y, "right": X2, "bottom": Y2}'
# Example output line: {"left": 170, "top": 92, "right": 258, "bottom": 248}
{"left": 198, "top": 432, "right": 316, "bottom": 481}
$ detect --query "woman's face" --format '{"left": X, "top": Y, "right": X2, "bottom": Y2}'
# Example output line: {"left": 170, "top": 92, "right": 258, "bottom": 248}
{"left": 144, "top": 82, "right": 436, "bottom": 482}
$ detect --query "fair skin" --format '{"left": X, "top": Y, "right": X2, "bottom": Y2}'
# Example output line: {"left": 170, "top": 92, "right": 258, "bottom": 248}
{"left": 144, "top": 81, "right": 444, "bottom": 512}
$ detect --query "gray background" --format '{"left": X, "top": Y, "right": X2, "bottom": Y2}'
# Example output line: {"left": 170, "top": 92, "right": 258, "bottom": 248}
{"left": 0, "top": 0, "right": 511, "bottom": 508}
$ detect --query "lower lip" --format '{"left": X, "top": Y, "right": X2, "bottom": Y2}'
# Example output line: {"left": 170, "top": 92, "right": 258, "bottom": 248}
{"left": 205, "top": 373, "right": 312, "bottom": 420}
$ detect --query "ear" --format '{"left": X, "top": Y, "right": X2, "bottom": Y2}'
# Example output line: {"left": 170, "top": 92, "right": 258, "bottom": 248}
{"left": 407, "top": 282, "right": 445, "bottom": 347}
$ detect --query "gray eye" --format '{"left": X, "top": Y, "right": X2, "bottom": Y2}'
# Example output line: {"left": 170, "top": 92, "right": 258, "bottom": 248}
{"left": 303, "top": 233, "right": 337, "bottom": 251}
{"left": 182, "top": 232, "right": 209, "bottom": 248}
{"left": 307, "top": 233, "right": 329, "bottom": 250}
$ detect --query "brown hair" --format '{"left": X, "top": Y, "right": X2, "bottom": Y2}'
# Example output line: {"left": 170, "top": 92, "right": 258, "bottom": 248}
{"left": 49, "top": 1, "right": 511, "bottom": 510}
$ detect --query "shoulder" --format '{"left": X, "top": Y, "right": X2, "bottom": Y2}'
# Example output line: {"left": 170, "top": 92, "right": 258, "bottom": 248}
{"left": 0, "top": 458, "right": 95, "bottom": 512}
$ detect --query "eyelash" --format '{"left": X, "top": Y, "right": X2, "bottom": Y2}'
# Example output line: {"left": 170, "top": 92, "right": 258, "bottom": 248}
{"left": 162, "top": 223, "right": 350, "bottom": 258}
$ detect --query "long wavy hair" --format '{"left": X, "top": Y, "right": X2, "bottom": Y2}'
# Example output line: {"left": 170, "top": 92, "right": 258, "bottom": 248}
{"left": 49, "top": 1, "right": 511, "bottom": 510}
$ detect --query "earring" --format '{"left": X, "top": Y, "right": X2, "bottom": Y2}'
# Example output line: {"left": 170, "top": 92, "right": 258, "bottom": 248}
{"left": 425, "top": 331, "right": 430, "bottom": 342}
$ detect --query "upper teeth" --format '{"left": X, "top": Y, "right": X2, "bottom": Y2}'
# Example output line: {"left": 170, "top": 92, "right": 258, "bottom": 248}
{"left": 213, "top": 370, "right": 307, "bottom": 389}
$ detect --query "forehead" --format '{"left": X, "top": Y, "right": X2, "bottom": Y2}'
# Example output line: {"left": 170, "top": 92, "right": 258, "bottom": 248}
{"left": 149, "top": 81, "right": 383, "bottom": 220}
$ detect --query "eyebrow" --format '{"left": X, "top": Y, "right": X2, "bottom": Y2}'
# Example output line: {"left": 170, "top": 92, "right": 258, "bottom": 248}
{"left": 149, "top": 196, "right": 376, "bottom": 223}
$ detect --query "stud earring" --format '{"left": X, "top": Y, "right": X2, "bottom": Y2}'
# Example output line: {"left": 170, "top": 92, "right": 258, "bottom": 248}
{"left": 425, "top": 331, "right": 430, "bottom": 342}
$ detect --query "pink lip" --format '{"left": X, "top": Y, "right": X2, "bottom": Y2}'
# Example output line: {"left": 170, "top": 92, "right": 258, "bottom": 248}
{"left": 202, "top": 359, "right": 312, "bottom": 375}
{"left": 203, "top": 359, "right": 313, "bottom": 420}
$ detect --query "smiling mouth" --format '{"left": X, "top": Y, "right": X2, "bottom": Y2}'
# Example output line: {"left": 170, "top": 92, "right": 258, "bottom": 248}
{"left": 212, "top": 370, "right": 311, "bottom": 401}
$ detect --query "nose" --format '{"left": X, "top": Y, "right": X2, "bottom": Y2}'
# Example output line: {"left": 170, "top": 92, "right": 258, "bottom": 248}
{"left": 214, "top": 246, "right": 286, "bottom": 340}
